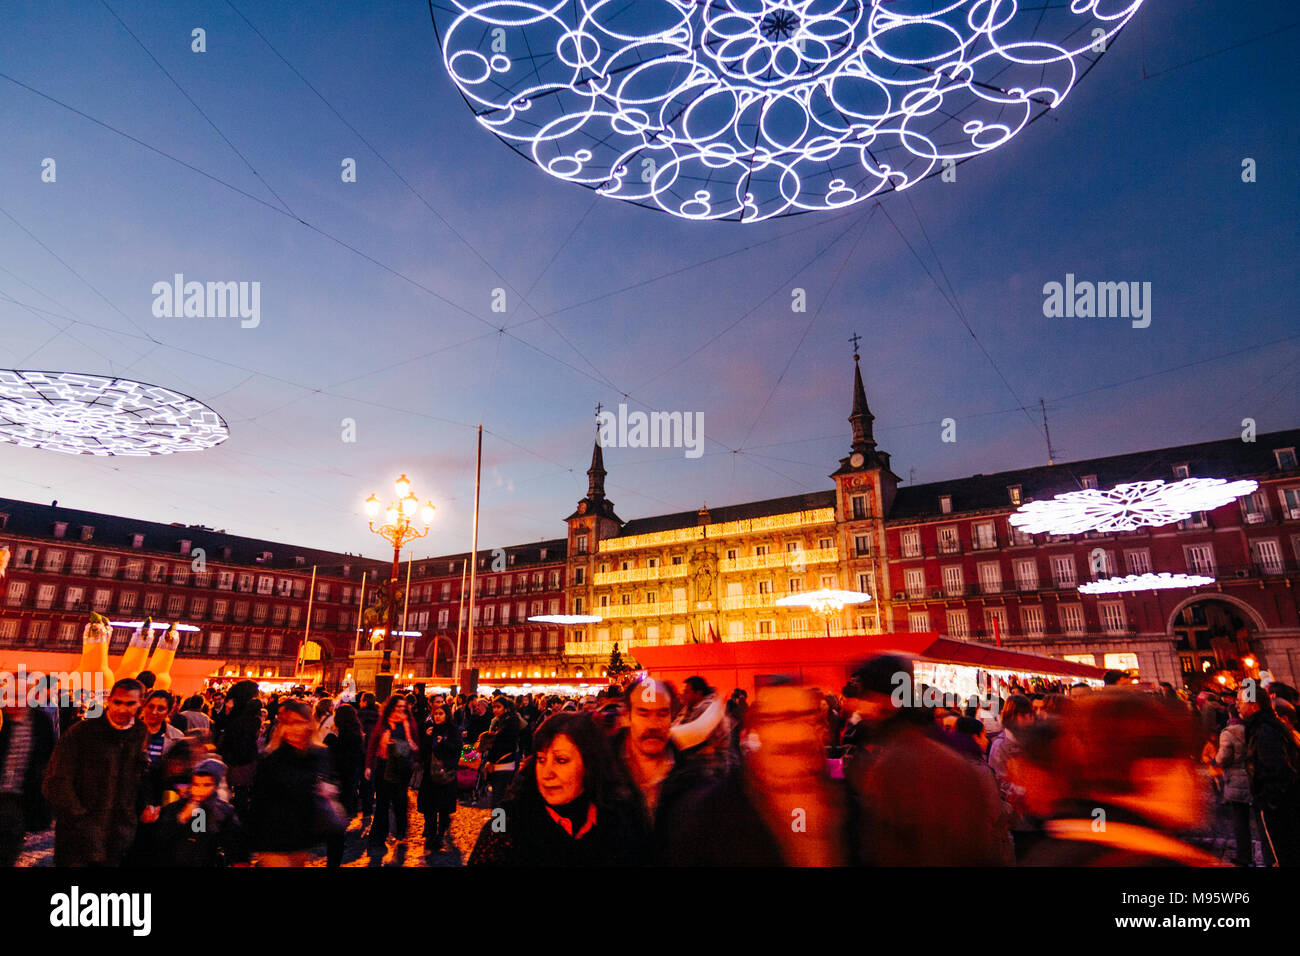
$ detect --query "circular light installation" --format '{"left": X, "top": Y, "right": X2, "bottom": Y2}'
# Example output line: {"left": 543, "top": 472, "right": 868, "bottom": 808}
{"left": 1078, "top": 572, "right": 1215, "bottom": 595}
{"left": 430, "top": 0, "right": 1144, "bottom": 222}
{"left": 110, "top": 621, "right": 201, "bottom": 632}
{"left": 1008, "top": 479, "right": 1260, "bottom": 536}
{"left": 528, "top": 614, "right": 604, "bottom": 624}
{"left": 775, "top": 588, "right": 872, "bottom": 614}
{"left": 0, "top": 370, "right": 228, "bottom": 456}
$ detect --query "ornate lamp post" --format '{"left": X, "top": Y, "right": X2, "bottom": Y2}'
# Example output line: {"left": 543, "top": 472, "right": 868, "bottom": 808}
{"left": 363, "top": 474, "right": 435, "bottom": 650}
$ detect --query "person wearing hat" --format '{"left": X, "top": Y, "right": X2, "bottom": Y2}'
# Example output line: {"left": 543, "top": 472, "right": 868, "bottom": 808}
{"left": 152, "top": 757, "right": 249, "bottom": 867}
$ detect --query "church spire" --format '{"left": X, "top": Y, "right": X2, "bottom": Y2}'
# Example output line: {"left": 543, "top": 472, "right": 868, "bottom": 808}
{"left": 848, "top": 342, "right": 875, "bottom": 455}
{"left": 587, "top": 425, "right": 607, "bottom": 499}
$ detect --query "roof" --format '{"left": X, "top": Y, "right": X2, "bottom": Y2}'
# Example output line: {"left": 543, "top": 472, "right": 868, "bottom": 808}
{"left": 889, "top": 428, "right": 1300, "bottom": 521}
{"left": 614, "top": 489, "right": 837, "bottom": 538}
{"left": 0, "top": 497, "right": 386, "bottom": 575}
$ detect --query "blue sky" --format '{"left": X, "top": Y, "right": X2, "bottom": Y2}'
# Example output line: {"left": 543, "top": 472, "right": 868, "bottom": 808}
{"left": 1, "top": 0, "right": 1297, "bottom": 560}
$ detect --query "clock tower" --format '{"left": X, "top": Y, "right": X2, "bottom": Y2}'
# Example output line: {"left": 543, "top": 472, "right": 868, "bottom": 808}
{"left": 831, "top": 346, "right": 899, "bottom": 632}
{"left": 565, "top": 426, "right": 622, "bottom": 625}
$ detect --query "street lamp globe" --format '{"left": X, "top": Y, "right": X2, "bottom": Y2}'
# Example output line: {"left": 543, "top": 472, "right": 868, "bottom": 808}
{"left": 420, "top": 501, "right": 436, "bottom": 525}
{"left": 400, "top": 493, "right": 419, "bottom": 517}
{"left": 385, "top": 506, "right": 399, "bottom": 526}
{"left": 364, "top": 494, "right": 381, "bottom": 518}
{"left": 394, "top": 474, "right": 411, "bottom": 498}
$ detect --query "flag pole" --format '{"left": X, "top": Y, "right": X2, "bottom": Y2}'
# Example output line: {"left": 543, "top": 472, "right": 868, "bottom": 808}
{"left": 353, "top": 570, "right": 367, "bottom": 654}
{"left": 466, "top": 425, "right": 482, "bottom": 673}
{"left": 398, "top": 552, "right": 412, "bottom": 678}
{"left": 299, "top": 565, "right": 316, "bottom": 678}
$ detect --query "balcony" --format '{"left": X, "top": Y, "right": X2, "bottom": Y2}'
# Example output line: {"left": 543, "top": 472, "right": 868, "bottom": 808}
{"left": 604, "top": 600, "right": 688, "bottom": 618}
{"left": 593, "top": 565, "right": 689, "bottom": 586}
{"left": 719, "top": 548, "right": 838, "bottom": 573}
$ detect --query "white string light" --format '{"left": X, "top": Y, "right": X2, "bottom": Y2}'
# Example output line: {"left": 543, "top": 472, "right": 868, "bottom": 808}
{"left": 1078, "top": 572, "right": 1215, "bottom": 595}
{"left": 1009, "top": 478, "right": 1260, "bottom": 535}
{"left": 431, "top": 0, "right": 1144, "bottom": 221}
{"left": 0, "top": 370, "right": 228, "bottom": 456}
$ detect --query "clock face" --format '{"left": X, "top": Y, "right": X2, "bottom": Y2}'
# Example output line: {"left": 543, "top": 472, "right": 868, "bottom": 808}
{"left": 849, "top": 452, "right": 865, "bottom": 468}
{"left": 577, "top": 502, "right": 587, "bottom": 514}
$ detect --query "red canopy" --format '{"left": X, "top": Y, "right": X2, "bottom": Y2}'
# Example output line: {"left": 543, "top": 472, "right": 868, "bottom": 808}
{"left": 630, "top": 632, "right": 1108, "bottom": 696}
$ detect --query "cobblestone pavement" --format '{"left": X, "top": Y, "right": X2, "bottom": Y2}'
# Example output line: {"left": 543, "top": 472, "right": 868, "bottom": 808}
{"left": 11, "top": 791, "right": 1271, "bottom": 867}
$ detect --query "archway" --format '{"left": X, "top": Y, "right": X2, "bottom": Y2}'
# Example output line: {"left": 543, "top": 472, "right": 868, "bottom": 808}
{"left": 1165, "top": 595, "right": 1265, "bottom": 692}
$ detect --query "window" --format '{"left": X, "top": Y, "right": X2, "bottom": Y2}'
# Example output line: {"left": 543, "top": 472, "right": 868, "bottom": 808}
{"left": 257, "top": 575, "right": 274, "bottom": 595}
{"left": 1185, "top": 544, "right": 1215, "bottom": 575}
{"left": 1021, "top": 605, "right": 1044, "bottom": 636}
{"left": 252, "top": 603, "right": 267, "bottom": 623}
{"left": 53, "top": 521, "right": 67, "bottom": 538}
{"left": 977, "top": 562, "right": 1002, "bottom": 594}
{"left": 148, "top": 562, "right": 166, "bottom": 583}
{"left": 791, "top": 617, "right": 808, "bottom": 635}
{"left": 757, "top": 620, "right": 774, "bottom": 635}
{"left": 942, "top": 566, "right": 963, "bottom": 597}
{"left": 166, "top": 594, "right": 184, "bottom": 617}
{"left": 984, "top": 607, "right": 1008, "bottom": 638}
{"left": 946, "top": 609, "right": 969, "bottom": 639}
{"left": 316, "top": 583, "right": 329, "bottom": 602}
{"left": 1124, "top": 549, "right": 1152, "bottom": 575}
{"left": 217, "top": 571, "right": 233, "bottom": 590}
{"left": 98, "top": 555, "right": 118, "bottom": 578}
{"left": 1241, "top": 490, "right": 1269, "bottom": 523}
{"left": 1276, "top": 448, "right": 1298, "bottom": 471}
{"left": 43, "top": 550, "right": 65, "bottom": 572}
{"left": 143, "top": 593, "right": 162, "bottom": 614}
{"left": 70, "top": 553, "right": 92, "bottom": 575}
{"left": 757, "top": 579, "right": 773, "bottom": 595}
{"left": 36, "top": 584, "right": 55, "bottom": 609}
{"left": 789, "top": 577, "right": 804, "bottom": 593}
{"left": 904, "top": 568, "right": 925, "bottom": 600}
{"left": 1087, "top": 550, "right": 1116, "bottom": 579}
{"left": 671, "top": 555, "right": 683, "bottom": 565}
{"left": 1099, "top": 601, "right": 1126, "bottom": 634}
{"left": 1173, "top": 463, "right": 1190, "bottom": 479}
{"left": 1280, "top": 488, "right": 1300, "bottom": 520}
{"left": 575, "top": 535, "right": 588, "bottom": 554}
{"left": 64, "top": 587, "right": 84, "bottom": 610}
{"left": 937, "top": 526, "right": 959, "bottom": 554}
{"left": 1182, "top": 511, "right": 1209, "bottom": 530}
{"left": 907, "top": 611, "right": 929, "bottom": 633}
{"left": 212, "top": 599, "right": 228, "bottom": 621}
{"left": 1251, "top": 539, "right": 1284, "bottom": 575}
{"left": 972, "top": 522, "right": 997, "bottom": 550}
{"left": 1008, "top": 485, "right": 1022, "bottom": 506}
{"left": 1051, "top": 555, "right": 1076, "bottom": 588}
{"left": 854, "top": 534, "right": 870, "bottom": 556}
{"left": 754, "top": 545, "right": 770, "bottom": 557}
{"left": 939, "top": 495, "right": 952, "bottom": 514}
{"left": 1014, "top": 559, "right": 1039, "bottom": 591}
{"left": 80, "top": 525, "right": 94, "bottom": 541}
{"left": 1060, "top": 604, "right": 1086, "bottom": 635}
{"left": 900, "top": 530, "right": 921, "bottom": 558}
{"left": 851, "top": 494, "right": 869, "bottom": 519}
{"left": 856, "top": 573, "right": 870, "bottom": 594}
{"left": 438, "top": 609, "right": 449, "bottom": 629}
{"left": 1080, "top": 475, "right": 1098, "bottom": 490}
{"left": 118, "top": 592, "right": 137, "bottom": 613}
{"left": 5, "top": 581, "right": 27, "bottom": 606}
{"left": 818, "top": 537, "right": 833, "bottom": 550}
{"left": 132, "top": 533, "right": 145, "bottom": 548}
{"left": 1010, "top": 526, "right": 1034, "bottom": 546}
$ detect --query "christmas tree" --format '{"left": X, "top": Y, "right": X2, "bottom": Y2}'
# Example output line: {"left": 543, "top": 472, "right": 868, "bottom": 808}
{"left": 607, "top": 642, "right": 631, "bottom": 676}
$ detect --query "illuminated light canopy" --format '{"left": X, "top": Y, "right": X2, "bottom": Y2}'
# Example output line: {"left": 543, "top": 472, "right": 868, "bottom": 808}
{"left": 775, "top": 588, "right": 872, "bottom": 615}
{"left": 528, "top": 614, "right": 604, "bottom": 625}
{"left": 430, "top": 0, "right": 1143, "bottom": 222}
{"left": 1078, "top": 572, "right": 1215, "bottom": 595}
{"left": 0, "top": 370, "right": 228, "bottom": 456}
{"left": 1008, "top": 478, "right": 1260, "bottom": 535}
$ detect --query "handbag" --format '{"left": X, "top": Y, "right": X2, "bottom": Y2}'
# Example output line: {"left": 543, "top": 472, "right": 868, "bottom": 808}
{"left": 384, "top": 737, "right": 414, "bottom": 785}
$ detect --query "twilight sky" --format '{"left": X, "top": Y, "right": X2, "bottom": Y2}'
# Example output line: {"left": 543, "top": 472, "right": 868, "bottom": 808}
{"left": 1, "top": 0, "right": 1297, "bottom": 562}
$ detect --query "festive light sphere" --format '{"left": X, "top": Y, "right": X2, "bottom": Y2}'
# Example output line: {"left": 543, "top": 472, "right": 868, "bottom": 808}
{"left": 1008, "top": 478, "right": 1260, "bottom": 535}
{"left": 0, "top": 370, "right": 228, "bottom": 456}
{"left": 1078, "top": 572, "right": 1215, "bottom": 595}
{"left": 430, "top": 0, "right": 1144, "bottom": 222}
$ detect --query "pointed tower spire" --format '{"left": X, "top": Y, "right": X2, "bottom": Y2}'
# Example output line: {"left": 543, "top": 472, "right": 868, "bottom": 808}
{"left": 587, "top": 425, "right": 607, "bottom": 499}
{"left": 848, "top": 345, "right": 876, "bottom": 455}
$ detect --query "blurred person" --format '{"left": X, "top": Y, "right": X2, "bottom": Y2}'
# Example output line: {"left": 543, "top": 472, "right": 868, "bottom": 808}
{"left": 669, "top": 678, "right": 851, "bottom": 866}
{"left": 42, "top": 678, "right": 148, "bottom": 867}
{"left": 141, "top": 691, "right": 184, "bottom": 769}
{"left": 216, "top": 680, "right": 262, "bottom": 818}
{"left": 672, "top": 676, "right": 731, "bottom": 780}
{"left": 1015, "top": 693, "right": 1220, "bottom": 865}
{"left": 1240, "top": 685, "right": 1300, "bottom": 865}
{"left": 841, "top": 658, "right": 1011, "bottom": 866}
{"left": 175, "top": 696, "right": 211, "bottom": 736}
{"left": 248, "top": 698, "right": 341, "bottom": 866}
{"left": 1213, "top": 702, "right": 1257, "bottom": 866}
{"left": 323, "top": 703, "right": 365, "bottom": 867}
{"left": 152, "top": 758, "right": 248, "bottom": 867}
{"left": 987, "top": 693, "right": 1036, "bottom": 859}
{"left": 0, "top": 677, "right": 56, "bottom": 866}
{"left": 468, "top": 711, "right": 648, "bottom": 865}
{"left": 356, "top": 692, "right": 380, "bottom": 818}
{"left": 312, "top": 697, "right": 336, "bottom": 746}
{"left": 364, "top": 695, "right": 419, "bottom": 846}
{"left": 482, "top": 697, "right": 523, "bottom": 808}
{"left": 950, "top": 716, "right": 990, "bottom": 763}
{"left": 418, "top": 704, "right": 463, "bottom": 854}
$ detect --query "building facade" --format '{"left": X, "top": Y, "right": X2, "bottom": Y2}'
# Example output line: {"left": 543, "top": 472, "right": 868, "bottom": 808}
{"left": 3, "top": 356, "right": 1297, "bottom": 692}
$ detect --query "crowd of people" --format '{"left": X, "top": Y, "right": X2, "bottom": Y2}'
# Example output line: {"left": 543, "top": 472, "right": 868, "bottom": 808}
{"left": 2, "top": 660, "right": 1299, "bottom": 866}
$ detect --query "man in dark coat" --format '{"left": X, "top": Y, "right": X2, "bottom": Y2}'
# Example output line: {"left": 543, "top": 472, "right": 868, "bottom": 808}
{"left": 42, "top": 678, "right": 148, "bottom": 867}
{"left": 0, "top": 690, "right": 57, "bottom": 866}
{"left": 1241, "top": 685, "right": 1300, "bottom": 865}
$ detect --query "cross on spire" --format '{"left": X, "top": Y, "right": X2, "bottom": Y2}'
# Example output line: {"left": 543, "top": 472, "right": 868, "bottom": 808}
{"left": 848, "top": 331, "right": 862, "bottom": 356}
{"left": 594, "top": 401, "right": 604, "bottom": 418}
